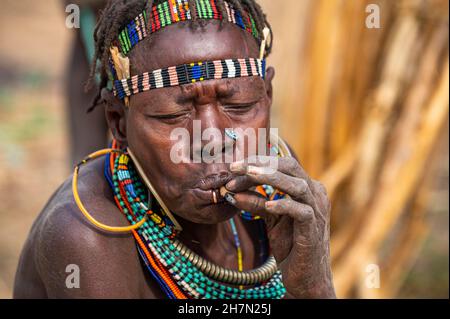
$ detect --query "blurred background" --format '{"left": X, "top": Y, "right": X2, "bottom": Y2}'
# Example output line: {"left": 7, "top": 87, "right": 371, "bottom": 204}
{"left": 0, "top": 0, "right": 448, "bottom": 298}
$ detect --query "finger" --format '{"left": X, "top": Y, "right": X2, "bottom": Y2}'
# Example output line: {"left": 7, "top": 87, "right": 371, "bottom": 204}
{"left": 224, "top": 175, "right": 255, "bottom": 193}
{"left": 229, "top": 157, "right": 325, "bottom": 221}
{"left": 228, "top": 190, "right": 269, "bottom": 217}
{"left": 227, "top": 167, "right": 317, "bottom": 209}
{"left": 227, "top": 169, "right": 309, "bottom": 199}
{"left": 265, "top": 198, "right": 314, "bottom": 223}
{"left": 265, "top": 199, "right": 319, "bottom": 248}
{"left": 224, "top": 191, "right": 280, "bottom": 226}
{"left": 230, "top": 156, "right": 306, "bottom": 179}
{"left": 230, "top": 156, "right": 322, "bottom": 204}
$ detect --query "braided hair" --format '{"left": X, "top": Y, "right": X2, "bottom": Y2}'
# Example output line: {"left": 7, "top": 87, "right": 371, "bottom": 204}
{"left": 87, "top": 0, "right": 273, "bottom": 110}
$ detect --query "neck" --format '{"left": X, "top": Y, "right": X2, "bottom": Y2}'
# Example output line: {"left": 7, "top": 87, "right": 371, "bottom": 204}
{"left": 177, "top": 215, "right": 254, "bottom": 272}
{"left": 175, "top": 215, "right": 262, "bottom": 271}
{"left": 177, "top": 216, "right": 236, "bottom": 255}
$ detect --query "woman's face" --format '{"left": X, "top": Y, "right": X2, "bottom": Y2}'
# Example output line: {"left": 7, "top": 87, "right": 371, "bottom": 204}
{"left": 108, "top": 21, "right": 275, "bottom": 224}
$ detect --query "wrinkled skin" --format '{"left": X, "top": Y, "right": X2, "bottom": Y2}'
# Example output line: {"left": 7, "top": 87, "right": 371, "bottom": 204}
{"left": 225, "top": 157, "right": 335, "bottom": 298}
{"left": 14, "top": 21, "right": 335, "bottom": 298}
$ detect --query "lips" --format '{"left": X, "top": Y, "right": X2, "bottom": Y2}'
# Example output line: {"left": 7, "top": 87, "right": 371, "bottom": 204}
{"left": 193, "top": 172, "right": 233, "bottom": 191}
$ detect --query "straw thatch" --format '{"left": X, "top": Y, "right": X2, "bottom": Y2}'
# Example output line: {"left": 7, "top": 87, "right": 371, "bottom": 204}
{"left": 260, "top": 0, "right": 449, "bottom": 298}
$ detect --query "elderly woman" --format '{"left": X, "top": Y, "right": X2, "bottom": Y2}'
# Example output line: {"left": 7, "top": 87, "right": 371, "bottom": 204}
{"left": 14, "top": 0, "right": 335, "bottom": 299}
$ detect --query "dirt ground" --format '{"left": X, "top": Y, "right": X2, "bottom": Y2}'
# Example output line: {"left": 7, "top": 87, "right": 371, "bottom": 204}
{"left": 0, "top": 0, "right": 448, "bottom": 299}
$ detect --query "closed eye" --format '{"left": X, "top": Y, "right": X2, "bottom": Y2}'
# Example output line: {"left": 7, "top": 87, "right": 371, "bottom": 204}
{"left": 146, "top": 111, "right": 190, "bottom": 122}
{"left": 223, "top": 103, "right": 257, "bottom": 113}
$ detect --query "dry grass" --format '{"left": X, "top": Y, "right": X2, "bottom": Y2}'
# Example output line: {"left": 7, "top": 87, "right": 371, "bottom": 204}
{"left": 261, "top": 0, "right": 449, "bottom": 298}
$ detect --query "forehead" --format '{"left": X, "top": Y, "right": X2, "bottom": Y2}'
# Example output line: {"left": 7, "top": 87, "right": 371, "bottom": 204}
{"left": 129, "top": 21, "right": 260, "bottom": 74}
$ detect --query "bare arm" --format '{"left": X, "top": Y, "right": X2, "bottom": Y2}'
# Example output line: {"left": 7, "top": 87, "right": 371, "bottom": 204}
{"left": 14, "top": 172, "right": 152, "bottom": 299}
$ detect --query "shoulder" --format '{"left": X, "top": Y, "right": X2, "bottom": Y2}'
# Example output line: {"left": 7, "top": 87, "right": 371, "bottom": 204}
{"left": 36, "top": 157, "right": 132, "bottom": 255}
{"left": 15, "top": 158, "right": 144, "bottom": 298}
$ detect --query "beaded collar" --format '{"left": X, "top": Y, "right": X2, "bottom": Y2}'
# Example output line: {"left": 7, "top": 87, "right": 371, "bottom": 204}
{"left": 104, "top": 150, "right": 286, "bottom": 299}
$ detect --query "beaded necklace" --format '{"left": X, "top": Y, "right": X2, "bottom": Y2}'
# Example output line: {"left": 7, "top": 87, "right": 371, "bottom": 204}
{"left": 105, "top": 151, "right": 246, "bottom": 294}
{"left": 104, "top": 150, "right": 286, "bottom": 299}
{"left": 228, "top": 218, "right": 243, "bottom": 273}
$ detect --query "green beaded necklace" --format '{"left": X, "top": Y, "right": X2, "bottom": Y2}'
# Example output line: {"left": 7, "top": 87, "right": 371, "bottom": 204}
{"left": 111, "top": 153, "right": 286, "bottom": 299}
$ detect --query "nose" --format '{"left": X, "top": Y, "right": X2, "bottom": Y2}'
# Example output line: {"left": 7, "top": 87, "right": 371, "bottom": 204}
{"left": 188, "top": 82, "right": 237, "bottom": 163}
{"left": 191, "top": 104, "right": 232, "bottom": 162}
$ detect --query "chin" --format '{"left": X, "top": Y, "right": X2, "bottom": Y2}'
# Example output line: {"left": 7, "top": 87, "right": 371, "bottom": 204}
{"left": 175, "top": 202, "right": 239, "bottom": 225}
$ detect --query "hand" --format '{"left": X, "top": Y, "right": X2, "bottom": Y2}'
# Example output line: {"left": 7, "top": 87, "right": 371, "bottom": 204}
{"left": 224, "top": 156, "right": 336, "bottom": 299}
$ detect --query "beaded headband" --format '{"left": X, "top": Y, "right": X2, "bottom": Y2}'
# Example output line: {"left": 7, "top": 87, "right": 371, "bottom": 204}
{"left": 109, "top": 0, "right": 271, "bottom": 104}
{"left": 115, "top": 0, "right": 260, "bottom": 56}
{"left": 113, "top": 58, "right": 266, "bottom": 99}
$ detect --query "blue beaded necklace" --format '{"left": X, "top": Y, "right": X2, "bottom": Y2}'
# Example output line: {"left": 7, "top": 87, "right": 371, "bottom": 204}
{"left": 104, "top": 152, "right": 286, "bottom": 299}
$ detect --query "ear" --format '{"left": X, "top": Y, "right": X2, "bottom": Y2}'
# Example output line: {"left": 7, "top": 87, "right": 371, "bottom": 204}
{"left": 264, "top": 66, "right": 275, "bottom": 104}
{"left": 101, "top": 88, "right": 128, "bottom": 147}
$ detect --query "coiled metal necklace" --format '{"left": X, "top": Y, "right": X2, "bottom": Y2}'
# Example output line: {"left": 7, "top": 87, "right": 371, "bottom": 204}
{"left": 106, "top": 150, "right": 286, "bottom": 299}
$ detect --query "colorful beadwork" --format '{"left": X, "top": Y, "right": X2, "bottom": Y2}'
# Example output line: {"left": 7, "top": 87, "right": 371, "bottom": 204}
{"left": 104, "top": 149, "right": 286, "bottom": 299}
{"left": 113, "top": 58, "right": 266, "bottom": 99}
{"left": 116, "top": 0, "right": 260, "bottom": 56}
{"left": 229, "top": 218, "right": 243, "bottom": 271}
{"left": 113, "top": 153, "right": 178, "bottom": 239}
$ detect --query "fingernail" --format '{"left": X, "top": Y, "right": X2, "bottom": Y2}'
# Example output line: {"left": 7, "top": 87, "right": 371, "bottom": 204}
{"left": 230, "top": 161, "right": 245, "bottom": 172}
{"left": 247, "top": 166, "right": 260, "bottom": 175}
{"left": 224, "top": 193, "right": 237, "bottom": 206}
{"left": 249, "top": 166, "right": 277, "bottom": 175}
{"left": 225, "top": 180, "right": 236, "bottom": 191}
